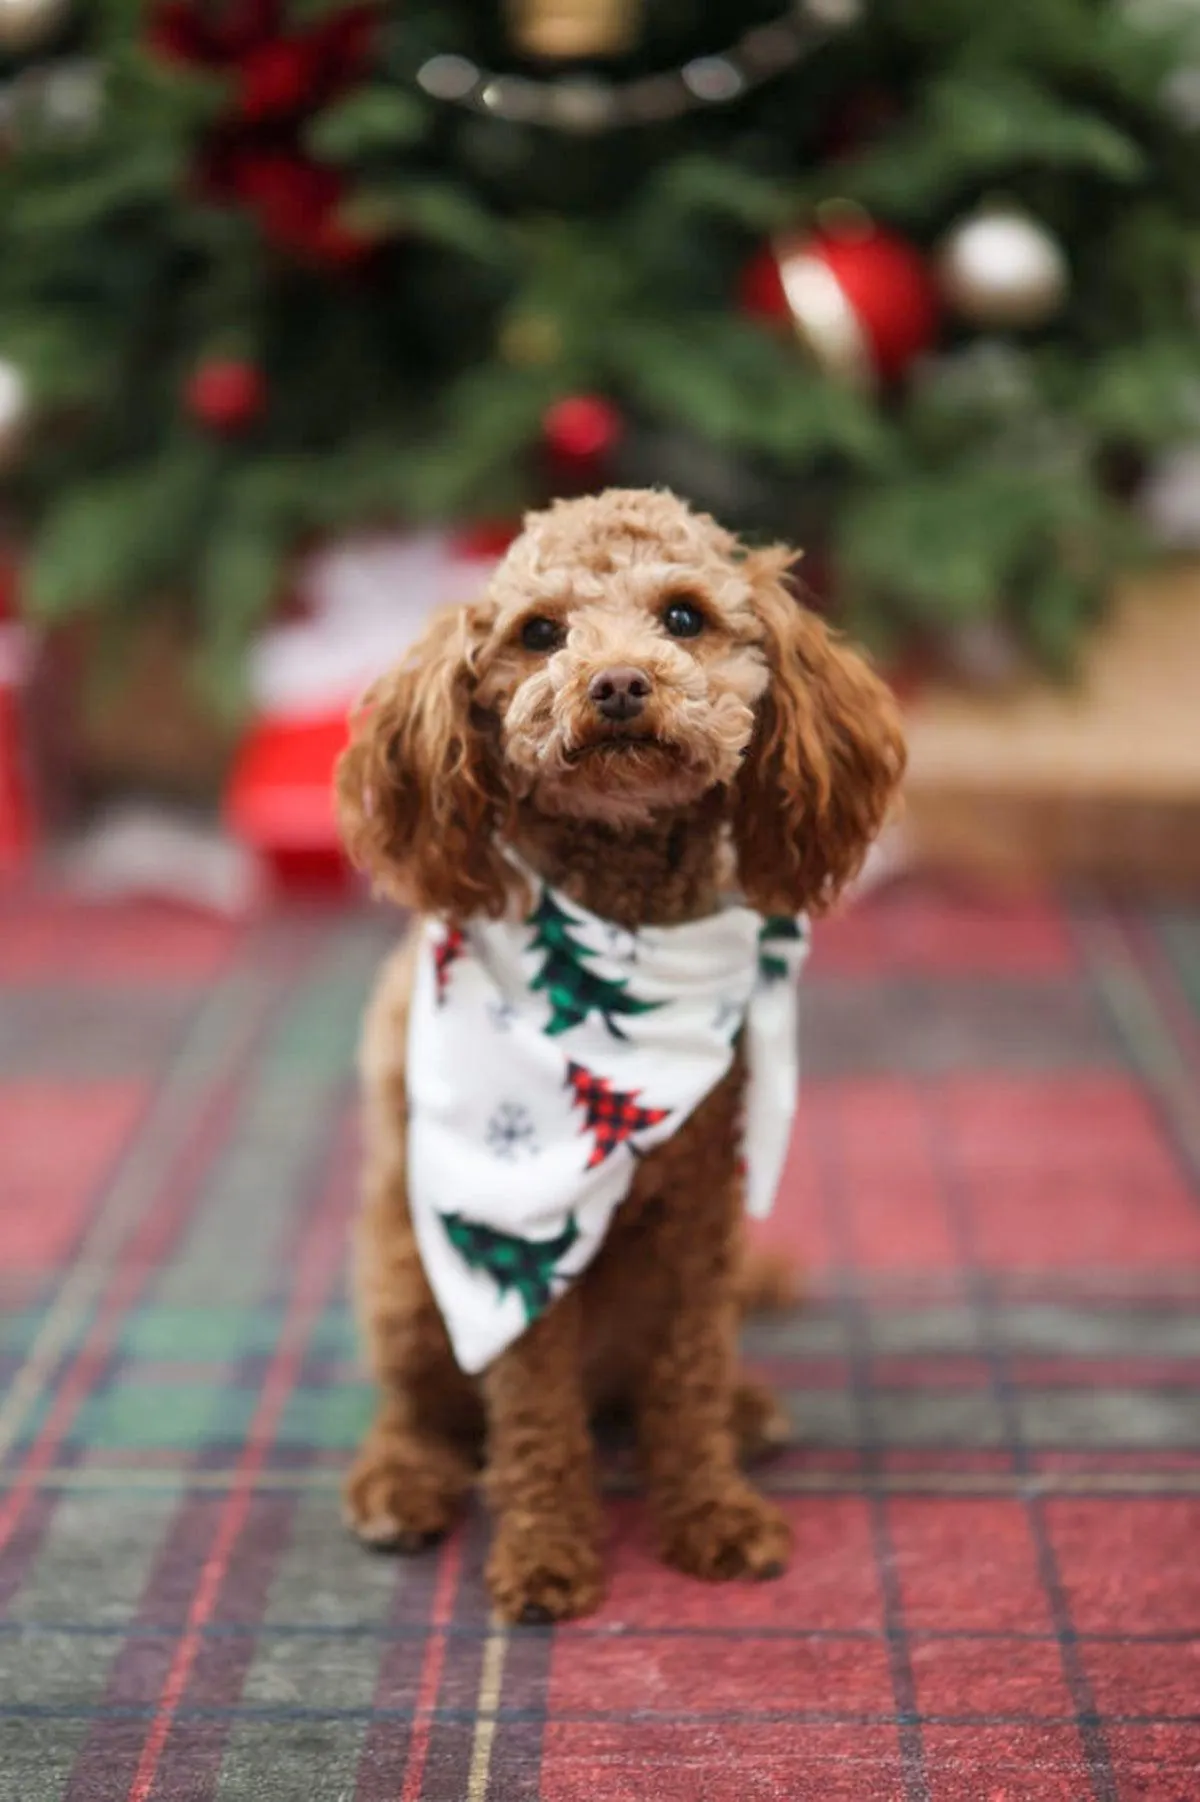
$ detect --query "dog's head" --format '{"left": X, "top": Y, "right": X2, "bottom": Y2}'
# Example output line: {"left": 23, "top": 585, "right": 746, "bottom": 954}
{"left": 337, "top": 489, "right": 905, "bottom": 917}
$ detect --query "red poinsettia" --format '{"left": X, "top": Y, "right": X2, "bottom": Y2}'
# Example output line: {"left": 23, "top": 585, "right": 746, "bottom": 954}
{"left": 149, "top": 0, "right": 282, "bottom": 66}
{"left": 152, "top": 3, "right": 379, "bottom": 266}
{"left": 238, "top": 9, "right": 376, "bottom": 121}
{"left": 202, "top": 141, "right": 372, "bottom": 264}
{"left": 150, "top": 2, "right": 375, "bottom": 119}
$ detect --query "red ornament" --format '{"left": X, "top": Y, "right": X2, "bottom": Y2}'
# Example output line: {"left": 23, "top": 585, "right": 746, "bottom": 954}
{"left": 542, "top": 395, "right": 623, "bottom": 467}
{"left": 186, "top": 359, "right": 266, "bottom": 433}
{"left": 741, "top": 224, "right": 939, "bottom": 385}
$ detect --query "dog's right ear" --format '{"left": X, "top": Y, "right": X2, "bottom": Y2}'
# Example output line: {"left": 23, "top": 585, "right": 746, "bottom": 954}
{"left": 335, "top": 603, "right": 513, "bottom": 917}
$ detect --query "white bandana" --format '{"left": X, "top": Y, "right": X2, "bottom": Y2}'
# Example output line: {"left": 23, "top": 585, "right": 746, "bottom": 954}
{"left": 407, "top": 877, "right": 810, "bottom": 1374}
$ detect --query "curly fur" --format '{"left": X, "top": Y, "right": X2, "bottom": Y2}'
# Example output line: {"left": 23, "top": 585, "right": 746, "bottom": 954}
{"left": 336, "top": 489, "right": 905, "bottom": 1623}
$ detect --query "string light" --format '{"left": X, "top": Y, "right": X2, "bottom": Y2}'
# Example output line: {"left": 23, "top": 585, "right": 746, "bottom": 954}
{"left": 416, "top": 0, "right": 861, "bottom": 135}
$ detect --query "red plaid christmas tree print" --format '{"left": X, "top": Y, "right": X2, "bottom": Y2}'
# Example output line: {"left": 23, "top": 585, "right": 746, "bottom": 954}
{"left": 566, "top": 1060, "right": 671, "bottom": 1168}
{"left": 434, "top": 926, "right": 466, "bottom": 1004}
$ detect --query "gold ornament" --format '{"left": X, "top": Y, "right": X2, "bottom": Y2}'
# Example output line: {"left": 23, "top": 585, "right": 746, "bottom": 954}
{"left": 936, "top": 207, "right": 1068, "bottom": 331}
{"left": 499, "top": 312, "right": 563, "bottom": 367}
{"left": 0, "top": 0, "right": 69, "bottom": 53}
{"left": 505, "top": 0, "right": 640, "bottom": 60}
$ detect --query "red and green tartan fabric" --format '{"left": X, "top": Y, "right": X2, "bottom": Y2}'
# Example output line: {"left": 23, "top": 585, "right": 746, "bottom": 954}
{"left": 1, "top": 883, "right": 1199, "bottom": 1799}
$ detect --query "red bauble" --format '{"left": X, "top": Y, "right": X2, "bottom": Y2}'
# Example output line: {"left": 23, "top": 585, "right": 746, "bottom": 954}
{"left": 741, "top": 224, "right": 939, "bottom": 384}
{"left": 186, "top": 359, "right": 266, "bottom": 433}
{"left": 542, "top": 395, "right": 623, "bottom": 466}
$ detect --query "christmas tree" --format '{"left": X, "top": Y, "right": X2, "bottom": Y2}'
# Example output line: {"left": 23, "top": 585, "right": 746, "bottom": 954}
{"left": 565, "top": 1059, "right": 670, "bottom": 1167}
{"left": 528, "top": 887, "right": 661, "bottom": 1038}
{"left": 440, "top": 1207, "right": 580, "bottom": 1321}
{"left": 758, "top": 914, "right": 806, "bottom": 983}
{"left": 1, "top": 0, "right": 1198, "bottom": 703}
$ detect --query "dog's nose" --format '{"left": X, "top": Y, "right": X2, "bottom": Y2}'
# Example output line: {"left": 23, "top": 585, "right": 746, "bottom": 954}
{"left": 588, "top": 666, "right": 651, "bottom": 722}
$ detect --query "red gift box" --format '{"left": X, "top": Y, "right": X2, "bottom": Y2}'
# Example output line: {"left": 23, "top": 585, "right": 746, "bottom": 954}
{"left": 223, "top": 527, "right": 513, "bottom": 892}
{"left": 224, "top": 711, "right": 351, "bottom": 893}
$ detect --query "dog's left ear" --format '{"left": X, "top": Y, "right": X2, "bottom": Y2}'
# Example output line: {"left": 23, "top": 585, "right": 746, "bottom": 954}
{"left": 734, "top": 547, "right": 906, "bottom": 916}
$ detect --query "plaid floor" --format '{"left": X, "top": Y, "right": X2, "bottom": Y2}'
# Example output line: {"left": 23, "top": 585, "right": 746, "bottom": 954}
{"left": 1, "top": 883, "right": 1199, "bottom": 1801}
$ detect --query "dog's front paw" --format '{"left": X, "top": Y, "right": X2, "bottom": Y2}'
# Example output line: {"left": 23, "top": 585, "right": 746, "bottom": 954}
{"left": 658, "top": 1485, "right": 792, "bottom": 1583}
{"left": 343, "top": 1433, "right": 469, "bottom": 1553}
{"left": 487, "top": 1522, "right": 605, "bottom": 1625}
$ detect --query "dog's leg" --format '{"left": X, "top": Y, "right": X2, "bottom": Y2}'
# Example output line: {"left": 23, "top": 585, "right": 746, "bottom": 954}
{"left": 344, "top": 1293, "right": 480, "bottom": 1552}
{"left": 637, "top": 1174, "right": 792, "bottom": 1582}
{"left": 482, "top": 1287, "right": 605, "bottom": 1625}
{"left": 347, "top": 941, "right": 482, "bottom": 1552}
{"left": 345, "top": 1391, "right": 476, "bottom": 1552}
{"left": 345, "top": 1205, "right": 482, "bottom": 1552}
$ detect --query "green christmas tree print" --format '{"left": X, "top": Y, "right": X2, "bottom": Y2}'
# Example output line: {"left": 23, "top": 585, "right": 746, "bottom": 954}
{"left": 758, "top": 916, "right": 805, "bottom": 984}
{"left": 527, "top": 889, "right": 662, "bottom": 1040}
{"left": 439, "top": 1210, "right": 580, "bottom": 1324}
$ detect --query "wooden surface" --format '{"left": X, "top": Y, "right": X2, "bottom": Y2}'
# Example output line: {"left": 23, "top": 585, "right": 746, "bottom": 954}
{"left": 903, "top": 561, "right": 1200, "bottom": 891}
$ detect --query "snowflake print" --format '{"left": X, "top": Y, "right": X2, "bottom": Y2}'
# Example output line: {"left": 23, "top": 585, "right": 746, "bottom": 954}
{"left": 603, "top": 923, "right": 640, "bottom": 965}
{"left": 485, "top": 1101, "right": 539, "bottom": 1161}
{"left": 487, "top": 999, "right": 517, "bottom": 1034}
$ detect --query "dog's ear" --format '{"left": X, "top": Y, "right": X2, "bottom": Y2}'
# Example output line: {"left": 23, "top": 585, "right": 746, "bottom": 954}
{"left": 734, "top": 547, "right": 906, "bottom": 916}
{"left": 336, "top": 603, "right": 514, "bottom": 917}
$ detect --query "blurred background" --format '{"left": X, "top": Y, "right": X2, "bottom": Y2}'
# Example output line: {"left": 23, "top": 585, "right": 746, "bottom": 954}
{"left": 2, "top": 12, "right": 1200, "bottom": 1797}
{"left": 0, "top": 0, "right": 1198, "bottom": 898}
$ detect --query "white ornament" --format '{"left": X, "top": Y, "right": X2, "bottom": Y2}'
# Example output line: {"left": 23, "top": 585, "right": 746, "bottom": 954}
{"left": 0, "top": 0, "right": 69, "bottom": 53}
{"left": 936, "top": 209, "right": 1068, "bottom": 331}
{"left": 4, "top": 57, "right": 103, "bottom": 145}
{"left": 0, "top": 359, "right": 30, "bottom": 467}
{"left": 36, "top": 57, "right": 102, "bottom": 135}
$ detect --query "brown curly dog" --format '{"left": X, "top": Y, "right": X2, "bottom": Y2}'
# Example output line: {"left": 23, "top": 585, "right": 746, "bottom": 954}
{"left": 335, "top": 488, "right": 904, "bottom": 1624}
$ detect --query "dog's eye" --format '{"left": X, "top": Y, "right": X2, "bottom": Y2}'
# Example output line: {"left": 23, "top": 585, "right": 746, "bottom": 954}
{"left": 520, "top": 615, "right": 564, "bottom": 653}
{"left": 662, "top": 598, "right": 706, "bottom": 639}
